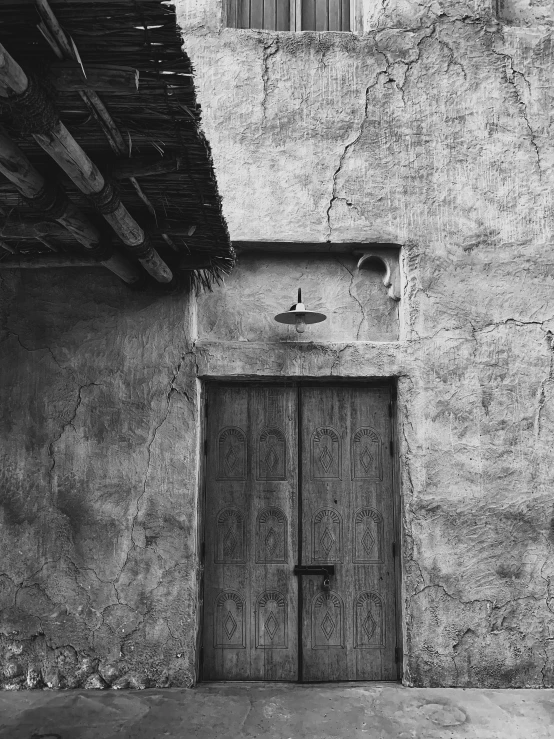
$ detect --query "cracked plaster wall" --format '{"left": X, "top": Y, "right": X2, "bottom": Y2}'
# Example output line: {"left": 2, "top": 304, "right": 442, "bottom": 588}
{"left": 2, "top": 0, "right": 554, "bottom": 691}
{"left": 0, "top": 270, "right": 200, "bottom": 689}
{"left": 178, "top": 0, "right": 554, "bottom": 687}
{"left": 197, "top": 254, "right": 399, "bottom": 342}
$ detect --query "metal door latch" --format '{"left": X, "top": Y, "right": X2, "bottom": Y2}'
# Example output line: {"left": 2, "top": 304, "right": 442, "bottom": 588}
{"left": 293, "top": 565, "right": 335, "bottom": 591}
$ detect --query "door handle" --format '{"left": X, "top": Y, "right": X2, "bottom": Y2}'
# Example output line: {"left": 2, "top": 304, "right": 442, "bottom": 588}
{"left": 293, "top": 565, "right": 335, "bottom": 591}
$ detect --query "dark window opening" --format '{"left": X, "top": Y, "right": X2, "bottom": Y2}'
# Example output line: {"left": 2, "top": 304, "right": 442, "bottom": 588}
{"left": 301, "top": 0, "right": 350, "bottom": 30}
{"left": 226, "top": 0, "right": 351, "bottom": 31}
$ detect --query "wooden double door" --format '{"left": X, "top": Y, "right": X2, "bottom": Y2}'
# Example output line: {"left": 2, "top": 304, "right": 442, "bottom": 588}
{"left": 201, "top": 383, "right": 399, "bottom": 682}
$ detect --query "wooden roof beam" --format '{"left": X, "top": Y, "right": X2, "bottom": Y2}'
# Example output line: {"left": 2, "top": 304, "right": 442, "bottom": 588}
{"left": 0, "top": 220, "right": 197, "bottom": 240}
{"left": 0, "top": 255, "right": 214, "bottom": 270}
{"left": 36, "top": 0, "right": 180, "bottom": 256}
{"left": 0, "top": 127, "right": 141, "bottom": 284}
{"left": 0, "top": 256, "right": 105, "bottom": 268}
{"left": 0, "top": 42, "right": 173, "bottom": 284}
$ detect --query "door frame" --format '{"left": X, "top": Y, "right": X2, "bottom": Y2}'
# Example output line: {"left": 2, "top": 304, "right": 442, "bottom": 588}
{"left": 196, "top": 377, "right": 403, "bottom": 683}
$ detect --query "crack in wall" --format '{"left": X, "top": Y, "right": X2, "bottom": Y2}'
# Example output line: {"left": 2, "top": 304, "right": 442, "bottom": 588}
{"left": 489, "top": 39, "right": 542, "bottom": 179}
{"left": 540, "top": 645, "right": 548, "bottom": 686}
{"left": 326, "top": 25, "right": 442, "bottom": 238}
{"left": 261, "top": 37, "right": 279, "bottom": 124}
{"left": 4, "top": 15, "right": 554, "bottom": 691}
{"left": 0, "top": 274, "right": 64, "bottom": 370}
{"left": 334, "top": 257, "right": 366, "bottom": 339}
{"left": 375, "top": 0, "right": 393, "bottom": 30}
{"left": 1, "top": 298, "right": 206, "bottom": 689}
{"left": 420, "top": 317, "right": 553, "bottom": 343}
{"left": 433, "top": 28, "right": 468, "bottom": 79}
{"left": 129, "top": 353, "right": 186, "bottom": 552}
{"left": 325, "top": 65, "right": 388, "bottom": 240}
{"left": 0, "top": 271, "right": 18, "bottom": 342}
{"left": 388, "top": 24, "right": 435, "bottom": 89}
{"left": 4, "top": 330, "right": 63, "bottom": 372}
{"left": 408, "top": 583, "right": 554, "bottom": 687}
{"left": 509, "top": 68, "right": 542, "bottom": 178}
{"left": 47, "top": 382, "right": 101, "bottom": 500}
{"left": 324, "top": 19, "right": 542, "bottom": 242}
{"left": 398, "top": 370, "right": 553, "bottom": 687}
{"left": 536, "top": 331, "right": 553, "bottom": 438}
{"left": 329, "top": 344, "right": 351, "bottom": 375}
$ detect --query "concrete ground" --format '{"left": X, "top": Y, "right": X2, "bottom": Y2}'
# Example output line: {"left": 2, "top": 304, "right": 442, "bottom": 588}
{"left": 0, "top": 682, "right": 553, "bottom": 739}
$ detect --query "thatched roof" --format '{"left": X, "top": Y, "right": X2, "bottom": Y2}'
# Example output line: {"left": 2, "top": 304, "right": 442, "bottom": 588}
{"left": 0, "top": 0, "right": 234, "bottom": 289}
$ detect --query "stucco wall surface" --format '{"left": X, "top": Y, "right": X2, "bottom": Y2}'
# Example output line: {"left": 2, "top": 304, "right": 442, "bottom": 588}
{"left": 0, "top": 251, "right": 402, "bottom": 689}
{"left": 1, "top": 262, "right": 554, "bottom": 689}
{"left": 197, "top": 254, "right": 399, "bottom": 342}
{"left": 0, "top": 270, "right": 200, "bottom": 689}
{"left": 177, "top": 1, "right": 554, "bottom": 688}
{"left": 2, "top": 0, "right": 554, "bottom": 691}
{"left": 178, "top": 13, "right": 554, "bottom": 250}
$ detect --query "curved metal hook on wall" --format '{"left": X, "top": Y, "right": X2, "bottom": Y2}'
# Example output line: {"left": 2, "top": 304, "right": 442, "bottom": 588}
{"left": 355, "top": 247, "right": 401, "bottom": 301}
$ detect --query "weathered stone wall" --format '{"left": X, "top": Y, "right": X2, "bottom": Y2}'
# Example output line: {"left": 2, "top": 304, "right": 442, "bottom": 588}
{"left": 0, "top": 270, "right": 200, "bottom": 689}
{"left": 177, "top": 0, "right": 554, "bottom": 688}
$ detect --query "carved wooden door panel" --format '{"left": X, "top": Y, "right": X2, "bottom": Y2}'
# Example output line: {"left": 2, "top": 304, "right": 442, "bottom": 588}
{"left": 202, "top": 385, "right": 299, "bottom": 680}
{"left": 299, "top": 386, "right": 397, "bottom": 681}
{"left": 202, "top": 383, "right": 397, "bottom": 682}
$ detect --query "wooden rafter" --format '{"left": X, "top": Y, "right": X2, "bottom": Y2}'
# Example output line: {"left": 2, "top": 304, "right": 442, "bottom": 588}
{"left": 0, "top": 126, "right": 140, "bottom": 283}
{"left": 0, "top": 219, "right": 196, "bottom": 240}
{"left": 0, "top": 254, "right": 214, "bottom": 269}
{"left": 36, "top": 0, "right": 180, "bottom": 249}
{"left": 0, "top": 0, "right": 234, "bottom": 289}
{"left": 0, "top": 42, "right": 174, "bottom": 283}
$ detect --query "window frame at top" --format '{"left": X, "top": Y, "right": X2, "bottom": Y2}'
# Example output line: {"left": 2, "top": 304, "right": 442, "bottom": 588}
{"left": 224, "top": 0, "right": 356, "bottom": 32}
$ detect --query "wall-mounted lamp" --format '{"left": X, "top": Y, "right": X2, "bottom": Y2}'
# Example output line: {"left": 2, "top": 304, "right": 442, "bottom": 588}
{"left": 274, "top": 288, "right": 327, "bottom": 334}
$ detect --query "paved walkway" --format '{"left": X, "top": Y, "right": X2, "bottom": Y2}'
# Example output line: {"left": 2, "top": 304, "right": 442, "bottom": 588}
{"left": 0, "top": 682, "right": 553, "bottom": 738}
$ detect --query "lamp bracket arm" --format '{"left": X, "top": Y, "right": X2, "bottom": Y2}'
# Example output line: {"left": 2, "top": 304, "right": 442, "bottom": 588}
{"left": 355, "top": 247, "right": 401, "bottom": 301}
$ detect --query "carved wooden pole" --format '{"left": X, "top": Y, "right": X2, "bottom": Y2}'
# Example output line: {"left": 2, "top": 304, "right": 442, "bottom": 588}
{"left": 0, "top": 43, "right": 173, "bottom": 284}
{"left": 0, "top": 129, "right": 140, "bottom": 284}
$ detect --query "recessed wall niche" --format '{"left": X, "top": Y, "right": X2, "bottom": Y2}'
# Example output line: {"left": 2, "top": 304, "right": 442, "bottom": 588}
{"left": 197, "top": 248, "right": 400, "bottom": 342}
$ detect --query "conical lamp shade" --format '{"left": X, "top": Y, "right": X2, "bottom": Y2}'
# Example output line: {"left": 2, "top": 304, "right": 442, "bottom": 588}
{"left": 274, "top": 288, "right": 327, "bottom": 325}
